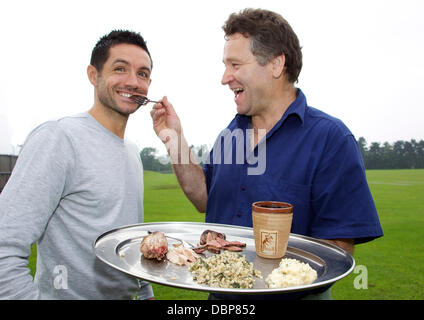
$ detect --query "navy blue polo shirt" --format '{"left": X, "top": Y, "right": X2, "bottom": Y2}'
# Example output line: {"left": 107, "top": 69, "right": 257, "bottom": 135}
{"left": 203, "top": 89, "right": 383, "bottom": 300}
{"left": 204, "top": 88, "right": 382, "bottom": 243}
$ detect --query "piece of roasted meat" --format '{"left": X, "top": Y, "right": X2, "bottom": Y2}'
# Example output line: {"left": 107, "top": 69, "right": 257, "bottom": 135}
{"left": 140, "top": 231, "right": 168, "bottom": 261}
{"left": 193, "top": 230, "right": 246, "bottom": 254}
{"left": 166, "top": 244, "right": 200, "bottom": 266}
{"left": 199, "top": 230, "right": 226, "bottom": 245}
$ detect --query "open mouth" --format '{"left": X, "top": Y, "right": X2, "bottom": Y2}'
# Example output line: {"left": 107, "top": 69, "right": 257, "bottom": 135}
{"left": 119, "top": 92, "right": 133, "bottom": 98}
{"left": 232, "top": 87, "right": 244, "bottom": 100}
{"left": 117, "top": 90, "right": 143, "bottom": 102}
{"left": 115, "top": 89, "right": 159, "bottom": 106}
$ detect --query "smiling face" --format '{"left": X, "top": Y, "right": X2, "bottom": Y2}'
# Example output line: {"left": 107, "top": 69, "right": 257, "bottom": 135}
{"left": 221, "top": 33, "right": 274, "bottom": 116}
{"left": 89, "top": 43, "right": 152, "bottom": 117}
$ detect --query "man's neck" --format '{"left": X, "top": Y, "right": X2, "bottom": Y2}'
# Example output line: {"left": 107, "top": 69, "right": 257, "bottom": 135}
{"left": 250, "top": 84, "right": 297, "bottom": 149}
{"left": 88, "top": 103, "right": 128, "bottom": 139}
{"left": 251, "top": 84, "right": 297, "bottom": 133}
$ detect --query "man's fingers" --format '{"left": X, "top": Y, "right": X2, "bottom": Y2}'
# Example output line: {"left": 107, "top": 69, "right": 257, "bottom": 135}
{"left": 160, "top": 96, "right": 178, "bottom": 116}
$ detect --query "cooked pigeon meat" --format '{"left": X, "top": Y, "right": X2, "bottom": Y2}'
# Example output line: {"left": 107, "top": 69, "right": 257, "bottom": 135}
{"left": 166, "top": 249, "right": 188, "bottom": 266}
{"left": 215, "top": 237, "right": 246, "bottom": 248}
{"left": 192, "top": 243, "right": 208, "bottom": 254}
{"left": 140, "top": 231, "right": 168, "bottom": 261}
{"left": 199, "top": 230, "right": 226, "bottom": 245}
{"left": 222, "top": 246, "right": 243, "bottom": 252}
{"left": 166, "top": 244, "right": 199, "bottom": 266}
{"left": 193, "top": 230, "right": 246, "bottom": 254}
{"left": 174, "top": 245, "right": 199, "bottom": 262}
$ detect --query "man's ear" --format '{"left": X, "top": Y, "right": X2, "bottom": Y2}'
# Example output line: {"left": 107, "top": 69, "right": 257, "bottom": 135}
{"left": 271, "top": 54, "right": 286, "bottom": 79}
{"left": 87, "top": 65, "right": 98, "bottom": 86}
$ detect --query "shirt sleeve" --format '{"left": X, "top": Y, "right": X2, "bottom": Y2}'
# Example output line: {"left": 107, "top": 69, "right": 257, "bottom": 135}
{"left": 0, "top": 122, "right": 74, "bottom": 299}
{"left": 309, "top": 133, "right": 383, "bottom": 243}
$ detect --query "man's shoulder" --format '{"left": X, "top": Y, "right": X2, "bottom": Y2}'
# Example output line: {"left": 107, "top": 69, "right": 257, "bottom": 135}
{"left": 52, "top": 112, "right": 89, "bottom": 128}
{"left": 305, "top": 106, "right": 352, "bottom": 137}
{"left": 24, "top": 113, "right": 89, "bottom": 147}
{"left": 33, "top": 113, "right": 88, "bottom": 133}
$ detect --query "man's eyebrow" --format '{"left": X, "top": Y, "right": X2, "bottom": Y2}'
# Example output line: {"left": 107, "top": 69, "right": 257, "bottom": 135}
{"left": 223, "top": 56, "right": 242, "bottom": 64}
{"left": 112, "top": 59, "right": 130, "bottom": 65}
{"left": 139, "top": 66, "right": 151, "bottom": 73}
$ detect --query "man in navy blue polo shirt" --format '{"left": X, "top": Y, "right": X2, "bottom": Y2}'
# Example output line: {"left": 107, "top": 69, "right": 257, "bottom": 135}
{"left": 151, "top": 8, "right": 383, "bottom": 300}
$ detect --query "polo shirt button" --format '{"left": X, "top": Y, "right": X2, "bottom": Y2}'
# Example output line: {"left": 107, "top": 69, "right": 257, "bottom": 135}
{"left": 237, "top": 212, "right": 242, "bottom": 217}
{"left": 241, "top": 186, "right": 246, "bottom": 191}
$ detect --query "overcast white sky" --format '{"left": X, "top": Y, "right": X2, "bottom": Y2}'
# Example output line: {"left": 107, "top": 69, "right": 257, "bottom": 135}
{"left": 1, "top": 0, "right": 423, "bottom": 155}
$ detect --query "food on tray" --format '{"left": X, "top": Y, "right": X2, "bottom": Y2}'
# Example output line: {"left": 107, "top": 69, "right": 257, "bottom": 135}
{"left": 189, "top": 251, "right": 262, "bottom": 289}
{"left": 140, "top": 231, "right": 168, "bottom": 261}
{"left": 193, "top": 230, "right": 246, "bottom": 254}
{"left": 199, "top": 230, "right": 226, "bottom": 244}
{"left": 139, "top": 229, "right": 315, "bottom": 290}
{"left": 265, "top": 258, "right": 317, "bottom": 288}
{"left": 166, "top": 244, "right": 200, "bottom": 266}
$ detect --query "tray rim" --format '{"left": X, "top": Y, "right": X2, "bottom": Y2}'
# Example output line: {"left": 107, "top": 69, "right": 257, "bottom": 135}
{"left": 93, "top": 221, "right": 356, "bottom": 294}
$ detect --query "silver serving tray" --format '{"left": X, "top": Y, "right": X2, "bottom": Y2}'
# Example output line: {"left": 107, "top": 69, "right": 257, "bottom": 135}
{"left": 93, "top": 222, "right": 355, "bottom": 294}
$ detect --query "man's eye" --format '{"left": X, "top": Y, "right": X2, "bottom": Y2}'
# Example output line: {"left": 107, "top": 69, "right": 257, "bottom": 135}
{"left": 115, "top": 67, "right": 125, "bottom": 72}
{"left": 138, "top": 71, "right": 149, "bottom": 78}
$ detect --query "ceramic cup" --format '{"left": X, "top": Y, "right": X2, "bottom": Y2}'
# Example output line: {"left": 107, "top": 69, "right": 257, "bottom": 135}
{"left": 252, "top": 201, "right": 293, "bottom": 259}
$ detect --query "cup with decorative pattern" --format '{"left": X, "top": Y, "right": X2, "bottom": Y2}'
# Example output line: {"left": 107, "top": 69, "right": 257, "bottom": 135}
{"left": 252, "top": 201, "right": 293, "bottom": 259}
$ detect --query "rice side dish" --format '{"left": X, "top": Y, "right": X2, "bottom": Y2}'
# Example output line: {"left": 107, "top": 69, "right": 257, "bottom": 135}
{"left": 266, "top": 258, "right": 317, "bottom": 288}
{"left": 189, "top": 251, "right": 262, "bottom": 289}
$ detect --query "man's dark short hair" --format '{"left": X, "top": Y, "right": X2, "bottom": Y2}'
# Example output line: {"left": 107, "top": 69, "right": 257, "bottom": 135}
{"left": 90, "top": 30, "right": 152, "bottom": 72}
{"left": 223, "top": 8, "right": 302, "bottom": 83}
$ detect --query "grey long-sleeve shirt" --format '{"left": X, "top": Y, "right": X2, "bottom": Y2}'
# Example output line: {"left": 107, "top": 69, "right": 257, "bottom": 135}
{"left": 0, "top": 112, "right": 153, "bottom": 299}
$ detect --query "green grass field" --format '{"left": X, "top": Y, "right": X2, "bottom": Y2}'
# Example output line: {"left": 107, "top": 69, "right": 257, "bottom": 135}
{"left": 331, "top": 169, "right": 424, "bottom": 299}
{"left": 28, "top": 169, "right": 424, "bottom": 299}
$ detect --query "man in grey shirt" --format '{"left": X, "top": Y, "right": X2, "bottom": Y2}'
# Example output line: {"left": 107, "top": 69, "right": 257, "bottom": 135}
{"left": 0, "top": 30, "right": 154, "bottom": 299}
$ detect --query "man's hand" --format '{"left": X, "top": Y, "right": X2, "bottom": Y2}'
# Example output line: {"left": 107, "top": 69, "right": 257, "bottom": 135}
{"left": 323, "top": 238, "right": 354, "bottom": 255}
{"left": 150, "top": 96, "right": 182, "bottom": 143}
{"left": 149, "top": 96, "right": 207, "bottom": 212}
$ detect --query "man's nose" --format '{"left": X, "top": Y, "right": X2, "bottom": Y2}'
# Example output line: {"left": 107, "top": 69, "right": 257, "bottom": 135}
{"left": 125, "top": 70, "right": 140, "bottom": 88}
{"left": 221, "top": 67, "right": 234, "bottom": 85}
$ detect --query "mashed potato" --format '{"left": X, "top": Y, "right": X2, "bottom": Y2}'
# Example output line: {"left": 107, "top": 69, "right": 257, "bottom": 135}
{"left": 266, "top": 258, "right": 317, "bottom": 288}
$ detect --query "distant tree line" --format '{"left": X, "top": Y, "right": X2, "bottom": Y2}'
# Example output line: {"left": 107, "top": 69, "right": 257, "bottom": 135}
{"left": 357, "top": 137, "right": 424, "bottom": 169}
{"left": 140, "top": 138, "right": 424, "bottom": 172}
{"left": 140, "top": 145, "right": 208, "bottom": 173}
{"left": 140, "top": 147, "right": 172, "bottom": 173}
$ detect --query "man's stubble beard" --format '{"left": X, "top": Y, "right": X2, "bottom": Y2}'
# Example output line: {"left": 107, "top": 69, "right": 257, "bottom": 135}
{"left": 97, "top": 77, "right": 131, "bottom": 117}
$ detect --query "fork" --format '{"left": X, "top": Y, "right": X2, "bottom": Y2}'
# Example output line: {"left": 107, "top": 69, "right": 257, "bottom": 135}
{"left": 130, "top": 95, "right": 161, "bottom": 106}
